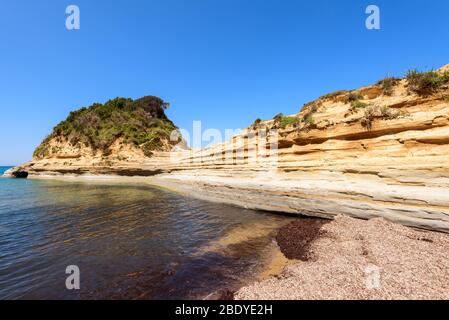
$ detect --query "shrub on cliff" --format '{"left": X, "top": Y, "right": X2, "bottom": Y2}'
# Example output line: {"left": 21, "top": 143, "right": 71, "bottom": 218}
{"left": 33, "top": 96, "right": 178, "bottom": 159}
{"left": 251, "top": 118, "right": 262, "bottom": 130}
{"left": 302, "top": 113, "right": 315, "bottom": 126}
{"left": 360, "top": 105, "right": 400, "bottom": 130}
{"left": 299, "top": 104, "right": 318, "bottom": 128}
{"left": 350, "top": 100, "right": 368, "bottom": 110}
{"left": 406, "top": 69, "right": 449, "bottom": 95}
{"left": 279, "top": 116, "right": 299, "bottom": 129}
{"left": 346, "top": 92, "right": 364, "bottom": 103}
{"left": 377, "top": 77, "right": 400, "bottom": 96}
{"left": 320, "top": 90, "right": 349, "bottom": 101}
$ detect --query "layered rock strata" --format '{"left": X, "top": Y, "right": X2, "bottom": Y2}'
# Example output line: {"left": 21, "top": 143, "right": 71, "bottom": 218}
{"left": 7, "top": 65, "right": 449, "bottom": 232}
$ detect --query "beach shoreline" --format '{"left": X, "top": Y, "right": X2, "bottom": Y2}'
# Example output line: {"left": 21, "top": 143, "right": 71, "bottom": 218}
{"left": 4, "top": 172, "right": 449, "bottom": 300}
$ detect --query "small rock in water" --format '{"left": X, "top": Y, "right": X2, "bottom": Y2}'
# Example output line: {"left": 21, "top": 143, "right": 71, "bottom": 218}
{"left": 12, "top": 171, "right": 28, "bottom": 179}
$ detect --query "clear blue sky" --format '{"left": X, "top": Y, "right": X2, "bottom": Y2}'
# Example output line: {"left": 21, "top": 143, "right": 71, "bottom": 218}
{"left": 1, "top": 0, "right": 448, "bottom": 165}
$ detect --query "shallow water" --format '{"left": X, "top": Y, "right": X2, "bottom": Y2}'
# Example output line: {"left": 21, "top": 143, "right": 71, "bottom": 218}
{"left": 0, "top": 167, "right": 292, "bottom": 299}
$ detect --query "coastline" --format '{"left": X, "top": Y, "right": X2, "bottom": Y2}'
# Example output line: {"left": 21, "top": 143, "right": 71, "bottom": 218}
{"left": 7, "top": 70, "right": 449, "bottom": 233}
{"left": 4, "top": 64, "right": 449, "bottom": 299}
{"left": 11, "top": 167, "right": 449, "bottom": 233}
{"left": 5, "top": 172, "right": 449, "bottom": 299}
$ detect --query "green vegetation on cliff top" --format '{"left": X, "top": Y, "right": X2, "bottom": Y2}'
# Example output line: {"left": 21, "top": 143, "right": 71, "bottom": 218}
{"left": 34, "top": 96, "right": 178, "bottom": 159}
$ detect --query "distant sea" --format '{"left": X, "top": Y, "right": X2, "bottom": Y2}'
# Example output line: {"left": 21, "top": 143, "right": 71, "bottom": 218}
{"left": 0, "top": 169, "right": 291, "bottom": 299}
{"left": 0, "top": 166, "right": 12, "bottom": 175}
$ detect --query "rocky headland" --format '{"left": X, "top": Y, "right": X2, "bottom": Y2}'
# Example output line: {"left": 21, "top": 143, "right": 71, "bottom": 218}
{"left": 8, "top": 64, "right": 449, "bottom": 232}
{"left": 5, "top": 64, "right": 449, "bottom": 299}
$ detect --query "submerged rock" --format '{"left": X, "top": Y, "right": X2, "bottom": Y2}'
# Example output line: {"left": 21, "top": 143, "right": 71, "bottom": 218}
{"left": 12, "top": 171, "right": 28, "bottom": 178}
{"left": 4, "top": 168, "right": 29, "bottom": 178}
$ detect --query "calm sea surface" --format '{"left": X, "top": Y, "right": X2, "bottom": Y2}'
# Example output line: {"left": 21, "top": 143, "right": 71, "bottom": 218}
{"left": 0, "top": 166, "right": 291, "bottom": 299}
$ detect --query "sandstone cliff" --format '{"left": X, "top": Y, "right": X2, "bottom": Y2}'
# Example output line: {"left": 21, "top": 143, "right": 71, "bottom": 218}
{"left": 7, "top": 65, "right": 449, "bottom": 232}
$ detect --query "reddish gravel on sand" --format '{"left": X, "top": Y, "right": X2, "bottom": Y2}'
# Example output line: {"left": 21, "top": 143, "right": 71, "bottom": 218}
{"left": 276, "top": 218, "right": 329, "bottom": 261}
{"left": 236, "top": 216, "right": 449, "bottom": 300}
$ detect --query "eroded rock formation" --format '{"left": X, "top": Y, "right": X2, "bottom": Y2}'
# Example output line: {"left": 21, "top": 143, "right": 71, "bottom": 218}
{"left": 8, "top": 64, "right": 449, "bottom": 232}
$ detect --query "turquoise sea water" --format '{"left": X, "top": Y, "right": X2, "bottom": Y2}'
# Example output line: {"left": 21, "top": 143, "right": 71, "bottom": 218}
{"left": 0, "top": 168, "right": 291, "bottom": 299}
{"left": 0, "top": 166, "right": 12, "bottom": 175}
